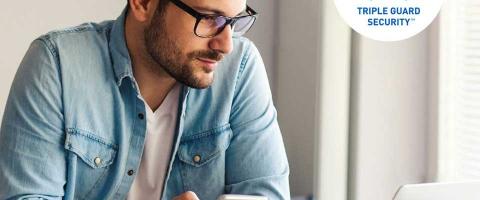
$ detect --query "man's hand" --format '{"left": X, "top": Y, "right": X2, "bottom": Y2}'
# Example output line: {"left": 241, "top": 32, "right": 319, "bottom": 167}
{"left": 173, "top": 191, "right": 200, "bottom": 200}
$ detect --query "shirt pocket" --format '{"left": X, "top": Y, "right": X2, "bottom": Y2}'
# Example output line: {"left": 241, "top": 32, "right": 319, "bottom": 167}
{"left": 64, "top": 128, "right": 117, "bottom": 169}
{"left": 64, "top": 128, "right": 118, "bottom": 198}
{"left": 176, "top": 124, "right": 232, "bottom": 198}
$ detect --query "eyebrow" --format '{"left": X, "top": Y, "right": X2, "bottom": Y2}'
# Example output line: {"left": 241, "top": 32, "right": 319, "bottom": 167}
{"left": 192, "top": 5, "right": 246, "bottom": 17}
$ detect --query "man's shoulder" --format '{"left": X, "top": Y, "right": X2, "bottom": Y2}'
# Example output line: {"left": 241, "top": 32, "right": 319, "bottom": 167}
{"left": 232, "top": 37, "right": 255, "bottom": 55}
{"left": 202, "top": 36, "right": 264, "bottom": 97}
{"left": 31, "top": 20, "right": 117, "bottom": 67}
{"left": 36, "top": 20, "right": 115, "bottom": 49}
{"left": 219, "top": 37, "right": 262, "bottom": 77}
{"left": 28, "top": 20, "right": 119, "bottom": 90}
{"left": 220, "top": 37, "right": 258, "bottom": 70}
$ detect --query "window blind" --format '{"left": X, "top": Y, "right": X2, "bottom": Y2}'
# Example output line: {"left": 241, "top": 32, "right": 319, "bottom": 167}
{"left": 439, "top": 0, "right": 480, "bottom": 181}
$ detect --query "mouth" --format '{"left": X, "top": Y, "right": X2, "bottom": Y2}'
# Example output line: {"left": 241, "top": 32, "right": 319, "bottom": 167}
{"left": 196, "top": 57, "right": 219, "bottom": 72}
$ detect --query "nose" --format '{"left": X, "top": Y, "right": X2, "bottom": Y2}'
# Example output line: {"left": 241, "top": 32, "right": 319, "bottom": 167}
{"left": 208, "top": 25, "right": 233, "bottom": 55}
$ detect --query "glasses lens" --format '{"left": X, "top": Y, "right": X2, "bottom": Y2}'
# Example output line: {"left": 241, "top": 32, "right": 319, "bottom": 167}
{"left": 195, "top": 15, "right": 256, "bottom": 37}
{"left": 233, "top": 16, "right": 256, "bottom": 36}
{"left": 196, "top": 16, "right": 227, "bottom": 37}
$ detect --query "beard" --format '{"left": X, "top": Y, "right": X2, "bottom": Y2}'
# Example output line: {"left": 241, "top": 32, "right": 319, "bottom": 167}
{"left": 144, "top": 8, "right": 223, "bottom": 89}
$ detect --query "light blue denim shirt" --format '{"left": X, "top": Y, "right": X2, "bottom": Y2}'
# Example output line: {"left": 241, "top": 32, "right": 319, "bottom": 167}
{"left": 0, "top": 8, "right": 289, "bottom": 200}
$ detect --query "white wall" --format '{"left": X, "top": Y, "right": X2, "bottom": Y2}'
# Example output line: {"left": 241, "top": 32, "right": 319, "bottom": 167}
{"left": 348, "top": 30, "right": 430, "bottom": 200}
{"left": 275, "top": 5, "right": 433, "bottom": 197}
{"left": 276, "top": 0, "right": 321, "bottom": 196}
{"left": 256, "top": 0, "right": 434, "bottom": 198}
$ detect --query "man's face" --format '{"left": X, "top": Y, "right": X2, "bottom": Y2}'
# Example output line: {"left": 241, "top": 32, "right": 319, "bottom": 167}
{"left": 144, "top": 0, "right": 247, "bottom": 89}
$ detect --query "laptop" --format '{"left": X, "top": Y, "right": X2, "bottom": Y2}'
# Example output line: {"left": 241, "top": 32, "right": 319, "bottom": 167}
{"left": 393, "top": 181, "right": 480, "bottom": 200}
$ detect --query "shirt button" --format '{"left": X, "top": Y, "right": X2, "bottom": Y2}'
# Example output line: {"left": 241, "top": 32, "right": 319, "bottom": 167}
{"left": 94, "top": 157, "right": 102, "bottom": 166}
{"left": 138, "top": 113, "right": 144, "bottom": 120}
{"left": 193, "top": 155, "right": 201, "bottom": 163}
{"left": 127, "top": 169, "right": 135, "bottom": 176}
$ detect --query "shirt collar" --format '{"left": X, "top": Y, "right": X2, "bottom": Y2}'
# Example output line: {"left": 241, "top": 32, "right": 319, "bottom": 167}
{"left": 109, "top": 7, "right": 134, "bottom": 87}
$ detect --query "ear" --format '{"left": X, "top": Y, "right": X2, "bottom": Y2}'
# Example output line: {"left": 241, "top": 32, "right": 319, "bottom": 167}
{"left": 128, "top": 0, "right": 158, "bottom": 22}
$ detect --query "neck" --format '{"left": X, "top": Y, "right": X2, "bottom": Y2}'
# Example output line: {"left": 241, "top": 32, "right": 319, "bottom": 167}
{"left": 125, "top": 12, "right": 176, "bottom": 111}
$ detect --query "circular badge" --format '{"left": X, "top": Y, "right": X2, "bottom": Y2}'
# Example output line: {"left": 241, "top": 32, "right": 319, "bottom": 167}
{"left": 334, "top": 0, "right": 444, "bottom": 41}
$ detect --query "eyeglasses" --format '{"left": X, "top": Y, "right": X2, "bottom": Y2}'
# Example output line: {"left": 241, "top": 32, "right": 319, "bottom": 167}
{"left": 169, "top": 0, "right": 258, "bottom": 38}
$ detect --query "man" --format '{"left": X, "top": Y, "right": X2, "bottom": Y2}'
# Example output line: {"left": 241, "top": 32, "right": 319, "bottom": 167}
{"left": 0, "top": 0, "right": 290, "bottom": 199}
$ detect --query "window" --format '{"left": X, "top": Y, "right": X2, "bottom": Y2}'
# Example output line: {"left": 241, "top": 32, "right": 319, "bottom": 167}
{"left": 438, "top": 0, "right": 480, "bottom": 181}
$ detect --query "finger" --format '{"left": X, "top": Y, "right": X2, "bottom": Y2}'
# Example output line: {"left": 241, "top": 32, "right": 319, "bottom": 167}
{"left": 173, "top": 191, "right": 200, "bottom": 200}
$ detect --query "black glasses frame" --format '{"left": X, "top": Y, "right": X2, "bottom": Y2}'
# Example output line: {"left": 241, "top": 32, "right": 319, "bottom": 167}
{"left": 169, "top": 0, "right": 258, "bottom": 38}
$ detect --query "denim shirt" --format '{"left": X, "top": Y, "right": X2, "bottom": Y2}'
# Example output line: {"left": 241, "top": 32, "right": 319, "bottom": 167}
{"left": 0, "top": 9, "right": 290, "bottom": 200}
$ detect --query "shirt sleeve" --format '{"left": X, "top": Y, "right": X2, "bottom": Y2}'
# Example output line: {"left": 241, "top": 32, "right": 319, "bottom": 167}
{"left": 225, "top": 39, "right": 291, "bottom": 199}
{"left": 0, "top": 38, "right": 66, "bottom": 199}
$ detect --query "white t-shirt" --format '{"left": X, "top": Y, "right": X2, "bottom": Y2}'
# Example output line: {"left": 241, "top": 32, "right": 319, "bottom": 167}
{"left": 127, "top": 83, "right": 181, "bottom": 200}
